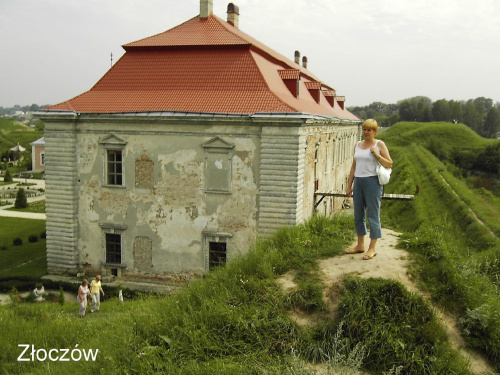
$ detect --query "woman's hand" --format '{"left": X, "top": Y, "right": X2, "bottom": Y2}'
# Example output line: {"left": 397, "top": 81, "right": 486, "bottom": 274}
{"left": 370, "top": 146, "right": 380, "bottom": 159}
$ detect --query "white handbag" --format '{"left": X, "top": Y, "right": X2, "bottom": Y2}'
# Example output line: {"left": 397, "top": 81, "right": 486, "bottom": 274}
{"left": 374, "top": 140, "right": 391, "bottom": 185}
{"left": 376, "top": 161, "right": 391, "bottom": 185}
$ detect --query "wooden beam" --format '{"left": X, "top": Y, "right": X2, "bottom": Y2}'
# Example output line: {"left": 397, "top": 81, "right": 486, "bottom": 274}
{"left": 315, "top": 190, "right": 416, "bottom": 201}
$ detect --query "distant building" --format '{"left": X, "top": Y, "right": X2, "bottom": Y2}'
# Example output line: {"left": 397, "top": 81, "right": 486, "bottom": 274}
{"left": 29, "top": 137, "right": 45, "bottom": 172}
{"left": 37, "top": 0, "right": 361, "bottom": 283}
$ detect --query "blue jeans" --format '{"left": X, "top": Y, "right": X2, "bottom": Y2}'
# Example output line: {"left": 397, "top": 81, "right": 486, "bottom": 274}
{"left": 353, "top": 176, "right": 383, "bottom": 239}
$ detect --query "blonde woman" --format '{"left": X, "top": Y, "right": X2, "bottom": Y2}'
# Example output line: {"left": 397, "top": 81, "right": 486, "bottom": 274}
{"left": 346, "top": 119, "right": 393, "bottom": 259}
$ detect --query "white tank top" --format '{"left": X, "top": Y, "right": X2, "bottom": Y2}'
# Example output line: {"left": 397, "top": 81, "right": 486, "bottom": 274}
{"left": 354, "top": 140, "right": 380, "bottom": 177}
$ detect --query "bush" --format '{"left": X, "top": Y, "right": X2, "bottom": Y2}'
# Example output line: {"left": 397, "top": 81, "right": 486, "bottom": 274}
{"left": 14, "top": 188, "right": 28, "bottom": 209}
{"left": 0, "top": 245, "right": 8, "bottom": 251}
{"left": 28, "top": 235, "right": 38, "bottom": 243}
{"left": 13, "top": 238, "right": 23, "bottom": 246}
{"left": 40, "top": 231, "right": 47, "bottom": 239}
{"left": 3, "top": 168, "right": 12, "bottom": 182}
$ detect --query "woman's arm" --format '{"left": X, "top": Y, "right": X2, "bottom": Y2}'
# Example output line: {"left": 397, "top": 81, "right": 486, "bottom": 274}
{"left": 371, "top": 141, "right": 393, "bottom": 169}
{"left": 346, "top": 159, "right": 356, "bottom": 196}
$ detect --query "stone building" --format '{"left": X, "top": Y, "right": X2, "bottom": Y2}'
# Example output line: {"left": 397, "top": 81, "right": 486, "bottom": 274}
{"left": 37, "top": 0, "right": 361, "bottom": 283}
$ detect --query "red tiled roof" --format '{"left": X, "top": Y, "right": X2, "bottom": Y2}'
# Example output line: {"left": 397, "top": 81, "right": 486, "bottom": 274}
{"left": 48, "top": 14, "right": 358, "bottom": 120}
{"left": 278, "top": 69, "right": 300, "bottom": 80}
{"left": 304, "top": 81, "right": 321, "bottom": 90}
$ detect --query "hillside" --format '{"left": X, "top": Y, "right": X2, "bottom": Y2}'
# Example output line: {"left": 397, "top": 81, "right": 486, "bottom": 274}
{"left": 0, "top": 118, "right": 42, "bottom": 171}
{"left": 0, "top": 121, "right": 499, "bottom": 374}
{"left": 379, "top": 122, "right": 500, "bottom": 371}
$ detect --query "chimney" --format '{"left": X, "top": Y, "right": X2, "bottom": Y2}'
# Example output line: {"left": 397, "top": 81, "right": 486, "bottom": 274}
{"left": 294, "top": 50, "right": 300, "bottom": 64}
{"left": 200, "top": 0, "right": 213, "bottom": 18}
{"left": 302, "top": 56, "right": 308, "bottom": 69}
{"left": 227, "top": 3, "right": 239, "bottom": 28}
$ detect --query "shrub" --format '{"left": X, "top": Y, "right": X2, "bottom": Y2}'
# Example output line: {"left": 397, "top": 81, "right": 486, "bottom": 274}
{"left": 0, "top": 245, "right": 7, "bottom": 251}
{"left": 40, "top": 231, "right": 47, "bottom": 239}
{"left": 58, "top": 287, "right": 65, "bottom": 306}
{"left": 3, "top": 168, "right": 12, "bottom": 182}
{"left": 13, "top": 238, "right": 23, "bottom": 246}
{"left": 28, "top": 235, "right": 38, "bottom": 243}
{"left": 14, "top": 188, "right": 28, "bottom": 209}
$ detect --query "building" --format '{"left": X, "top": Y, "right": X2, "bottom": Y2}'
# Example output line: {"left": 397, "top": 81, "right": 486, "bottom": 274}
{"left": 37, "top": 0, "right": 361, "bottom": 283}
{"left": 29, "top": 137, "right": 45, "bottom": 173}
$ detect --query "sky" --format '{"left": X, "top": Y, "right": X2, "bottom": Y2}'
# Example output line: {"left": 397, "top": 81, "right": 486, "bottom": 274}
{"left": 1, "top": 0, "right": 499, "bottom": 108}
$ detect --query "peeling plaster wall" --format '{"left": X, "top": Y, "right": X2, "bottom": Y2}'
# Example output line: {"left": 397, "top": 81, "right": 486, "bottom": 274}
{"left": 73, "top": 119, "right": 259, "bottom": 280}
{"left": 41, "top": 114, "right": 358, "bottom": 282}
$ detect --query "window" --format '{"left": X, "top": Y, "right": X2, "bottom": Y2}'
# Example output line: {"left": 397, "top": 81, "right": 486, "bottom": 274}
{"left": 106, "top": 233, "right": 122, "bottom": 264}
{"left": 40, "top": 151, "right": 45, "bottom": 166}
{"left": 99, "top": 134, "right": 127, "bottom": 187}
{"left": 107, "top": 150, "right": 123, "bottom": 185}
{"left": 203, "top": 230, "right": 232, "bottom": 271}
{"left": 209, "top": 242, "right": 227, "bottom": 269}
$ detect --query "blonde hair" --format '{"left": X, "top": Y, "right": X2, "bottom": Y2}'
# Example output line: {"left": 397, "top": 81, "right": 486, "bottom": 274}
{"left": 362, "top": 119, "right": 378, "bottom": 133}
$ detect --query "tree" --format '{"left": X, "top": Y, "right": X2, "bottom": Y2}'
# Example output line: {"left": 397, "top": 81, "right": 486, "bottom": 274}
{"left": 3, "top": 168, "right": 12, "bottom": 182}
{"left": 463, "top": 100, "right": 483, "bottom": 132}
{"left": 483, "top": 107, "right": 500, "bottom": 138}
{"left": 15, "top": 188, "right": 28, "bottom": 209}
{"left": 431, "top": 99, "right": 450, "bottom": 122}
{"left": 449, "top": 100, "right": 464, "bottom": 123}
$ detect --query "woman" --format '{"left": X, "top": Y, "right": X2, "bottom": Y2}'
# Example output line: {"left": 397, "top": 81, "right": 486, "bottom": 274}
{"left": 77, "top": 279, "right": 90, "bottom": 317}
{"left": 346, "top": 119, "right": 393, "bottom": 260}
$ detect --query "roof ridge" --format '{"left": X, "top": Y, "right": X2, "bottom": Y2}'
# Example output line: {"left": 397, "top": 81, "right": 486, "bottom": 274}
{"left": 123, "top": 15, "right": 199, "bottom": 47}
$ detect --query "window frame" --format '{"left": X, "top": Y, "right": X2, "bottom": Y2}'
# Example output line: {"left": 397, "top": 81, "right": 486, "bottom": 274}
{"left": 99, "top": 134, "right": 127, "bottom": 188}
{"left": 99, "top": 222, "right": 127, "bottom": 267}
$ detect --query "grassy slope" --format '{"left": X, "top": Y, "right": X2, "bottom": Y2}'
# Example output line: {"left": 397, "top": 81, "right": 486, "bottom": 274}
{"left": 0, "top": 216, "right": 472, "bottom": 375}
{"left": 379, "top": 122, "right": 500, "bottom": 370}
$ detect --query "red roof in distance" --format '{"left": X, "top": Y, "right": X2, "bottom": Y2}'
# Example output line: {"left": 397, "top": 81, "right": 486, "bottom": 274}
{"left": 48, "top": 13, "right": 358, "bottom": 120}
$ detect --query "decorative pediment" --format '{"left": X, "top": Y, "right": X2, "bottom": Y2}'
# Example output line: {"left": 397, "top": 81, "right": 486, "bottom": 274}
{"left": 99, "top": 133, "right": 127, "bottom": 146}
{"left": 202, "top": 136, "right": 234, "bottom": 151}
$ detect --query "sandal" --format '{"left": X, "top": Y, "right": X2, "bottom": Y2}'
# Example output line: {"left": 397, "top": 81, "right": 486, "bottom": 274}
{"left": 363, "top": 251, "right": 377, "bottom": 260}
{"left": 345, "top": 248, "right": 365, "bottom": 254}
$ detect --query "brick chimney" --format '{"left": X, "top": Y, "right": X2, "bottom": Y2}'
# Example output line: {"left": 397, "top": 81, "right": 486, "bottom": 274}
{"left": 302, "top": 56, "right": 308, "bottom": 69}
{"left": 227, "top": 3, "right": 239, "bottom": 28}
{"left": 294, "top": 50, "right": 300, "bottom": 64}
{"left": 200, "top": 0, "right": 213, "bottom": 18}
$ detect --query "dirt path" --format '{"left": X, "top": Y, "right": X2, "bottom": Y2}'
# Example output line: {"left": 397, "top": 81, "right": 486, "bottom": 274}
{"left": 277, "top": 228, "right": 494, "bottom": 374}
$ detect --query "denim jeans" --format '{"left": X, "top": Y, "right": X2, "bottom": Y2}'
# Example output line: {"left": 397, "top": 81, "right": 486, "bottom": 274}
{"left": 353, "top": 176, "right": 383, "bottom": 239}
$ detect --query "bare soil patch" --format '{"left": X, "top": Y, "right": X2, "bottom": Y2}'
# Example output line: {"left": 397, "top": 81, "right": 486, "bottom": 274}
{"left": 277, "top": 228, "right": 494, "bottom": 374}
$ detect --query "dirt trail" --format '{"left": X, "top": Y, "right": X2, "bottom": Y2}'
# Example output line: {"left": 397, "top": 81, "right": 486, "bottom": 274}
{"left": 277, "top": 228, "right": 494, "bottom": 375}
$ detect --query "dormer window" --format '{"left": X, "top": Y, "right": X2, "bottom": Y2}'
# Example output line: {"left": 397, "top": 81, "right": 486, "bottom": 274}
{"left": 335, "top": 96, "right": 346, "bottom": 110}
{"left": 322, "top": 90, "right": 336, "bottom": 107}
{"left": 305, "top": 81, "right": 321, "bottom": 103}
{"left": 278, "top": 69, "right": 300, "bottom": 98}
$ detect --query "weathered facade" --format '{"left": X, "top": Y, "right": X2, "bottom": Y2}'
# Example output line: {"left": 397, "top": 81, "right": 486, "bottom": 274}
{"left": 38, "top": 1, "right": 361, "bottom": 282}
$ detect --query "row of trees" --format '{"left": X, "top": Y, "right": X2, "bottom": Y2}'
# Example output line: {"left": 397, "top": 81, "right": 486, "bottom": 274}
{"left": 0, "top": 104, "right": 50, "bottom": 116}
{"left": 349, "top": 96, "right": 500, "bottom": 138}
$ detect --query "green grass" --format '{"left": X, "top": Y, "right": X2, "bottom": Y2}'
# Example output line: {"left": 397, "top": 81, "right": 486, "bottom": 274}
{"left": 0, "top": 217, "right": 46, "bottom": 278}
{"left": 7, "top": 200, "right": 45, "bottom": 213}
{"left": 0, "top": 216, "right": 475, "bottom": 374}
{"left": 378, "top": 122, "right": 500, "bottom": 370}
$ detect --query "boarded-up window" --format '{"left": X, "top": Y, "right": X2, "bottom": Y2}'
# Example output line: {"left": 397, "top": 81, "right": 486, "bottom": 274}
{"left": 202, "top": 137, "right": 234, "bottom": 194}
{"left": 135, "top": 156, "right": 154, "bottom": 189}
{"left": 133, "top": 236, "right": 153, "bottom": 271}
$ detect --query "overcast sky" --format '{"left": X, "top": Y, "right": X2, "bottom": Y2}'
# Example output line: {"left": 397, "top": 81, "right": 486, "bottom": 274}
{"left": 1, "top": 0, "right": 499, "bottom": 108}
